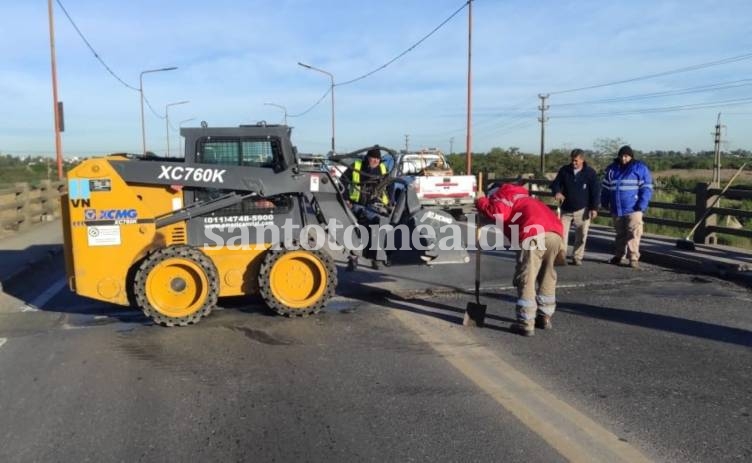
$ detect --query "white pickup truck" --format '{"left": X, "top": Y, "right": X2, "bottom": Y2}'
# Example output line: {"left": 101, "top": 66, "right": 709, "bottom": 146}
{"left": 393, "top": 150, "right": 476, "bottom": 216}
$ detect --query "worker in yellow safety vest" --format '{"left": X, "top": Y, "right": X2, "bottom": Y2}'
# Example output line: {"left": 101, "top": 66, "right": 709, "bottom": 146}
{"left": 343, "top": 147, "right": 389, "bottom": 207}
{"left": 340, "top": 147, "right": 390, "bottom": 271}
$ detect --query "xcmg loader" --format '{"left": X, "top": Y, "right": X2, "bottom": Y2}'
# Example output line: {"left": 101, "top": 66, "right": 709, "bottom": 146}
{"left": 62, "top": 123, "right": 468, "bottom": 326}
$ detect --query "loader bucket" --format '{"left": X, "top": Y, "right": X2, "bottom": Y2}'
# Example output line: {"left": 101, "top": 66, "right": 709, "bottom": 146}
{"left": 410, "top": 208, "right": 470, "bottom": 265}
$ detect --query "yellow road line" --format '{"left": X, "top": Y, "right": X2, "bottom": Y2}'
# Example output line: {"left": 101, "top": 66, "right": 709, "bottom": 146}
{"left": 390, "top": 307, "right": 651, "bottom": 463}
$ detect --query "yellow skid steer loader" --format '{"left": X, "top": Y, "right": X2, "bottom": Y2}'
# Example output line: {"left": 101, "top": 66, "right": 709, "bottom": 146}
{"left": 62, "top": 123, "right": 468, "bottom": 326}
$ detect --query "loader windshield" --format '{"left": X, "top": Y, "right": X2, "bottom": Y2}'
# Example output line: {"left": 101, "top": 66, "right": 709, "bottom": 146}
{"left": 198, "top": 138, "right": 278, "bottom": 168}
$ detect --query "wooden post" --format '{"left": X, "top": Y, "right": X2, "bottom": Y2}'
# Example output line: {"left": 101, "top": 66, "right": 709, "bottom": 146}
{"left": 55, "top": 181, "right": 65, "bottom": 217}
{"left": 705, "top": 186, "right": 718, "bottom": 245}
{"left": 693, "top": 182, "right": 718, "bottom": 244}
{"left": 39, "top": 179, "right": 55, "bottom": 220}
{"left": 14, "top": 182, "right": 30, "bottom": 230}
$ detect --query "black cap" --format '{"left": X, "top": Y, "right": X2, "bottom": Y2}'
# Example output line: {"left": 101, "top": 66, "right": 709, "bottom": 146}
{"left": 366, "top": 148, "right": 381, "bottom": 160}
{"left": 617, "top": 145, "right": 634, "bottom": 158}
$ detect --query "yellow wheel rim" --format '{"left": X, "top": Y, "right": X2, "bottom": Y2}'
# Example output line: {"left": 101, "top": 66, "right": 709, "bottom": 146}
{"left": 145, "top": 258, "right": 209, "bottom": 318}
{"left": 269, "top": 251, "right": 327, "bottom": 309}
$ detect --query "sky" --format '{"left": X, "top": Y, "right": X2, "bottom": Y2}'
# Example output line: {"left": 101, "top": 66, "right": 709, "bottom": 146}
{"left": 1, "top": 0, "right": 751, "bottom": 158}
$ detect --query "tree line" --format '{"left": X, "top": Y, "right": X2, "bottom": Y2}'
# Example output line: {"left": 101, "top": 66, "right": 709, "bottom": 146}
{"left": 445, "top": 146, "right": 752, "bottom": 179}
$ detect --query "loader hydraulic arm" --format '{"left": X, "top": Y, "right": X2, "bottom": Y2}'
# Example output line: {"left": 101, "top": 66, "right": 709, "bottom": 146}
{"left": 154, "top": 192, "right": 254, "bottom": 228}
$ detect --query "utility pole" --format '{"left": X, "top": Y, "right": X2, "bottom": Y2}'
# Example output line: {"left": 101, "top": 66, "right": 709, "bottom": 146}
{"left": 404, "top": 134, "right": 410, "bottom": 153}
{"left": 449, "top": 137, "right": 454, "bottom": 155}
{"left": 465, "top": 0, "right": 473, "bottom": 174}
{"left": 538, "top": 93, "right": 549, "bottom": 175}
{"left": 47, "top": 0, "right": 64, "bottom": 180}
{"left": 712, "top": 112, "right": 722, "bottom": 187}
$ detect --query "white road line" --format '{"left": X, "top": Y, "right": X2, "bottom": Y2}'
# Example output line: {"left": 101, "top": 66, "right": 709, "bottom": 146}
{"left": 0, "top": 338, "right": 6, "bottom": 349}
{"left": 19, "top": 277, "right": 68, "bottom": 312}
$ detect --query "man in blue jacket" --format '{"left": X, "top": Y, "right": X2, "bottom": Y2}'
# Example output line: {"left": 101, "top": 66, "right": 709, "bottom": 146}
{"left": 551, "top": 148, "right": 600, "bottom": 265}
{"left": 601, "top": 145, "right": 653, "bottom": 269}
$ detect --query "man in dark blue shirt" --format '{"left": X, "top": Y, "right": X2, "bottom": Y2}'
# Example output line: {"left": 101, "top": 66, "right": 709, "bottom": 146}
{"left": 550, "top": 149, "right": 600, "bottom": 265}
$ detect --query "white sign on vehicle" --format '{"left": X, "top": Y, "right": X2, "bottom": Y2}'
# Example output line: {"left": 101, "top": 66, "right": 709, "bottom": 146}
{"left": 310, "top": 175, "right": 320, "bottom": 192}
{"left": 158, "top": 165, "right": 226, "bottom": 183}
{"left": 87, "top": 225, "right": 121, "bottom": 246}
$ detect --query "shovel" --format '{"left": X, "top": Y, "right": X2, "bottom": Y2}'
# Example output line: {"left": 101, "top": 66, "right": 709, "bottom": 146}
{"left": 464, "top": 172, "right": 487, "bottom": 327}
{"left": 676, "top": 162, "right": 747, "bottom": 251}
{"left": 554, "top": 201, "right": 568, "bottom": 266}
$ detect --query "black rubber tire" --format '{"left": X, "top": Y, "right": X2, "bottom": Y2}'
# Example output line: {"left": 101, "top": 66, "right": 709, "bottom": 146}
{"left": 133, "top": 246, "right": 218, "bottom": 327}
{"left": 258, "top": 247, "right": 336, "bottom": 317}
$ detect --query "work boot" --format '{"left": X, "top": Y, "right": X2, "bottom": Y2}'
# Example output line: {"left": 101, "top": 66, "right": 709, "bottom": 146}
{"left": 629, "top": 260, "right": 640, "bottom": 269}
{"left": 510, "top": 321, "right": 535, "bottom": 337}
{"left": 371, "top": 259, "right": 381, "bottom": 270}
{"left": 609, "top": 256, "right": 622, "bottom": 265}
{"left": 346, "top": 257, "right": 358, "bottom": 272}
{"left": 535, "top": 314, "right": 552, "bottom": 330}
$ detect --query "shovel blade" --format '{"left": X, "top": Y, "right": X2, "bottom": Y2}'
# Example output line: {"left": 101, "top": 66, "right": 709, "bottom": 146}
{"left": 464, "top": 302, "right": 487, "bottom": 327}
{"left": 676, "top": 239, "right": 696, "bottom": 251}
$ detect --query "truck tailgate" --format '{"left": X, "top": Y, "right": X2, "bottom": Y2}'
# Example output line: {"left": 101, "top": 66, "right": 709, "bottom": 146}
{"left": 415, "top": 175, "right": 476, "bottom": 203}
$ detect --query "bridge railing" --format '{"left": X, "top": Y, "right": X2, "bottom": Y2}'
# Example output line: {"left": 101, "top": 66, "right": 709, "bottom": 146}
{"left": 488, "top": 177, "right": 752, "bottom": 245}
{"left": 2, "top": 177, "right": 751, "bottom": 246}
{"left": 0, "top": 180, "right": 65, "bottom": 233}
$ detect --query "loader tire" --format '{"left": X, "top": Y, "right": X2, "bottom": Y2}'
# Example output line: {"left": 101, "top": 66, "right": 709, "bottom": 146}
{"left": 258, "top": 248, "right": 336, "bottom": 317}
{"left": 134, "top": 246, "right": 218, "bottom": 327}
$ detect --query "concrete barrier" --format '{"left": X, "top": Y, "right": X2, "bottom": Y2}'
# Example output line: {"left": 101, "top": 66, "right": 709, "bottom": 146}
{"left": 0, "top": 181, "right": 64, "bottom": 236}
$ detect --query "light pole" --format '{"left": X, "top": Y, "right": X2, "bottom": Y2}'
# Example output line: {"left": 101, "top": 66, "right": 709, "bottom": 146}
{"left": 178, "top": 117, "right": 196, "bottom": 157}
{"left": 140, "top": 66, "right": 177, "bottom": 154}
{"left": 264, "top": 102, "right": 288, "bottom": 125}
{"left": 165, "top": 100, "right": 189, "bottom": 157}
{"left": 298, "top": 62, "right": 335, "bottom": 154}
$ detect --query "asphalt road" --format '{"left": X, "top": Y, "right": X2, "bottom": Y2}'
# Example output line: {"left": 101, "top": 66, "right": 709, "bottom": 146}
{"left": 1, "top": 244, "right": 751, "bottom": 462}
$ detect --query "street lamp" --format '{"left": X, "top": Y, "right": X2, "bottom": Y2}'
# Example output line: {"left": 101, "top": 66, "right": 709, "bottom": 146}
{"left": 178, "top": 117, "right": 196, "bottom": 156}
{"left": 298, "top": 61, "right": 335, "bottom": 154}
{"left": 264, "top": 102, "right": 288, "bottom": 125}
{"left": 165, "top": 100, "right": 189, "bottom": 157}
{"left": 139, "top": 66, "right": 178, "bottom": 154}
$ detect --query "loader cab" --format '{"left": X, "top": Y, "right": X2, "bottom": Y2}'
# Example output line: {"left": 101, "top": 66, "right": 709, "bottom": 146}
{"left": 180, "top": 124, "right": 296, "bottom": 171}
{"left": 178, "top": 124, "right": 301, "bottom": 246}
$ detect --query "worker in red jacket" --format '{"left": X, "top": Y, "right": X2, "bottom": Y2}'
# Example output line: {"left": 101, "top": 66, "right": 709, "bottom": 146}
{"left": 476, "top": 183, "right": 564, "bottom": 336}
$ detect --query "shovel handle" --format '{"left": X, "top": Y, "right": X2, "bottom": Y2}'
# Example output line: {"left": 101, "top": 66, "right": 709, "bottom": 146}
{"left": 475, "top": 172, "right": 483, "bottom": 302}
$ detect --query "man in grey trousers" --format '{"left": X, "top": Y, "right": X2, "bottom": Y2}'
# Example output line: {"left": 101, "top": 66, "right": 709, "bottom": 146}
{"left": 550, "top": 149, "right": 601, "bottom": 265}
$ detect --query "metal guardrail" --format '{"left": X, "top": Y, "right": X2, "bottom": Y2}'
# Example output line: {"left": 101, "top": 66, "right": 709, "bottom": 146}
{"left": 489, "top": 177, "right": 752, "bottom": 245}
{"left": 0, "top": 180, "right": 65, "bottom": 232}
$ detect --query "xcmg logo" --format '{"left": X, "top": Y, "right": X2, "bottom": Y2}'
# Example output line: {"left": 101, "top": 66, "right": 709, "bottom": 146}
{"left": 84, "top": 208, "right": 138, "bottom": 223}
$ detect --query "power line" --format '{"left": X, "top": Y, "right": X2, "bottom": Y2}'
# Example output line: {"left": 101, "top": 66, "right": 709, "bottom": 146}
{"left": 548, "top": 51, "right": 752, "bottom": 96}
{"left": 143, "top": 96, "right": 166, "bottom": 120}
{"left": 336, "top": 1, "right": 470, "bottom": 87}
{"left": 288, "top": 86, "right": 332, "bottom": 118}
{"left": 551, "top": 79, "right": 752, "bottom": 107}
{"left": 550, "top": 97, "right": 752, "bottom": 119}
{"left": 478, "top": 114, "right": 536, "bottom": 136}
{"left": 472, "top": 118, "right": 535, "bottom": 139}
{"left": 415, "top": 98, "right": 535, "bottom": 140}
{"left": 55, "top": 0, "right": 139, "bottom": 91}
{"left": 292, "top": 1, "right": 468, "bottom": 122}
